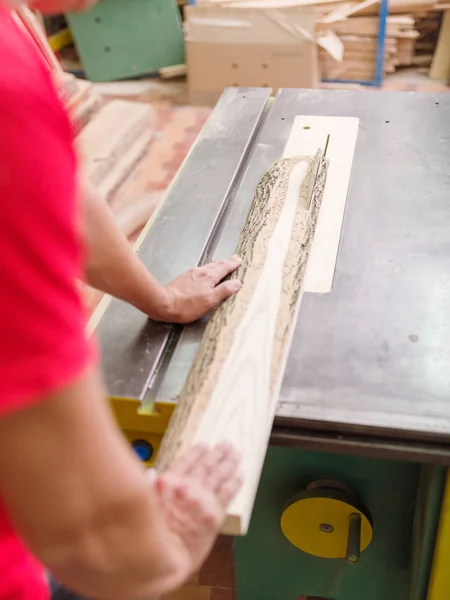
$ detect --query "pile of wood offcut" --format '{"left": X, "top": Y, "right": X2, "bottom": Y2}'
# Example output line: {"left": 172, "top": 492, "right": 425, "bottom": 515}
{"left": 194, "top": 0, "right": 447, "bottom": 82}
{"left": 317, "top": 0, "right": 442, "bottom": 81}
{"left": 65, "top": 76, "right": 160, "bottom": 238}
{"left": 318, "top": 13, "right": 420, "bottom": 81}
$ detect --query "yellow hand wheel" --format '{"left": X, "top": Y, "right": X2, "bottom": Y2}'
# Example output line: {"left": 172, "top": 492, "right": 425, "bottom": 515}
{"left": 281, "top": 480, "right": 373, "bottom": 563}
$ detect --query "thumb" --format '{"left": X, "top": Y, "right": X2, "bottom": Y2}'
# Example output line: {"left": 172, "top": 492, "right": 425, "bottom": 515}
{"left": 212, "top": 279, "right": 242, "bottom": 305}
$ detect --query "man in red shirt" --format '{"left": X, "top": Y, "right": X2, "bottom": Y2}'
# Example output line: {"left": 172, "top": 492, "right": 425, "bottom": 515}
{"left": 0, "top": 1, "right": 242, "bottom": 599}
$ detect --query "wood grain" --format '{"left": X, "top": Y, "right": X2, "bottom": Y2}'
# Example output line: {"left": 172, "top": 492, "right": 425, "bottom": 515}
{"left": 156, "top": 154, "right": 328, "bottom": 534}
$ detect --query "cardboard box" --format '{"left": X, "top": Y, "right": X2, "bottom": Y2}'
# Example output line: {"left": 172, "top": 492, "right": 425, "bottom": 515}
{"left": 185, "top": 5, "right": 319, "bottom": 106}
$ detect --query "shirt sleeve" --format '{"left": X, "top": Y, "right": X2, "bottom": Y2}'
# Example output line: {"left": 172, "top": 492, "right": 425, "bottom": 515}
{"left": 0, "top": 92, "right": 95, "bottom": 417}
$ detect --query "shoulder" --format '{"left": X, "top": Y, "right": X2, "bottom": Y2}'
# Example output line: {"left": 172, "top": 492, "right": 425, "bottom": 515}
{"left": 0, "top": 8, "right": 72, "bottom": 136}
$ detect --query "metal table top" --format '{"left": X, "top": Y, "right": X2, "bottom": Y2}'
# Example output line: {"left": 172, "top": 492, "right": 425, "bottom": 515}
{"left": 98, "top": 88, "right": 450, "bottom": 452}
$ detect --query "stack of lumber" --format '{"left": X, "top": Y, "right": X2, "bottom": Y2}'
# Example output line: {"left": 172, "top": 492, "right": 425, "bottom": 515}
{"left": 61, "top": 72, "right": 101, "bottom": 130}
{"left": 318, "top": 15, "right": 419, "bottom": 80}
{"left": 76, "top": 99, "right": 154, "bottom": 204}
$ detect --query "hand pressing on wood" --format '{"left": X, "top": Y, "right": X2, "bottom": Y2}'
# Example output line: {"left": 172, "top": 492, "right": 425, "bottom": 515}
{"left": 81, "top": 180, "right": 242, "bottom": 323}
{"left": 151, "top": 443, "right": 242, "bottom": 574}
{"left": 159, "top": 255, "right": 243, "bottom": 323}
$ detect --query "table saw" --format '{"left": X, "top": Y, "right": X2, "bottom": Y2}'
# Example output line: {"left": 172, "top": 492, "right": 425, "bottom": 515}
{"left": 93, "top": 88, "right": 450, "bottom": 600}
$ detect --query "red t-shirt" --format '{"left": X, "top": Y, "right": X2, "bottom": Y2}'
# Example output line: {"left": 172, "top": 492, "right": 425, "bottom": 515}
{"left": 0, "top": 9, "right": 93, "bottom": 599}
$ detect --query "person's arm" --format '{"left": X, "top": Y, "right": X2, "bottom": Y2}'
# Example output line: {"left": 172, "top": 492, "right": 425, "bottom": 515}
{"left": 81, "top": 179, "right": 242, "bottom": 324}
{"left": 0, "top": 367, "right": 240, "bottom": 600}
{"left": 0, "top": 81, "right": 240, "bottom": 600}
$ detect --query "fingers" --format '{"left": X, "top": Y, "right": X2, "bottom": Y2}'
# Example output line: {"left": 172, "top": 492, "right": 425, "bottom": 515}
{"left": 209, "top": 279, "right": 242, "bottom": 307}
{"left": 171, "top": 445, "right": 208, "bottom": 477}
{"left": 208, "top": 445, "right": 241, "bottom": 488}
{"left": 216, "top": 475, "right": 243, "bottom": 508}
{"left": 186, "top": 443, "right": 232, "bottom": 481}
{"left": 174, "top": 443, "right": 242, "bottom": 510}
{"left": 200, "top": 255, "right": 242, "bottom": 286}
{"left": 197, "top": 443, "right": 242, "bottom": 509}
{"left": 168, "top": 475, "right": 223, "bottom": 531}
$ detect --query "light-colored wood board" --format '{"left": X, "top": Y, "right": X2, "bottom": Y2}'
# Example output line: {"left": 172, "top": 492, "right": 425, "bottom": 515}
{"left": 320, "top": 0, "right": 379, "bottom": 23}
{"left": 97, "top": 131, "right": 154, "bottom": 201}
{"left": 430, "top": 10, "right": 450, "bottom": 81}
{"left": 156, "top": 154, "right": 328, "bottom": 535}
{"left": 322, "top": 15, "right": 416, "bottom": 37}
{"left": 197, "top": 0, "right": 348, "bottom": 6}
{"left": 76, "top": 100, "right": 152, "bottom": 186}
{"left": 159, "top": 64, "right": 187, "bottom": 79}
{"left": 320, "top": 82, "right": 365, "bottom": 89}
{"left": 316, "top": 29, "right": 345, "bottom": 61}
{"left": 65, "top": 77, "right": 93, "bottom": 112}
{"left": 91, "top": 80, "right": 188, "bottom": 105}
{"left": 284, "top": 116, "right": 359, "bottom": 294}
{"left": 71, "top": 94, "right": 101, "bottom": 133}
{"left": 113, "top": 191, "right": 165, "bottom": 237}
{"left": 357, "top": 0, "right": 434, "bottom": 12}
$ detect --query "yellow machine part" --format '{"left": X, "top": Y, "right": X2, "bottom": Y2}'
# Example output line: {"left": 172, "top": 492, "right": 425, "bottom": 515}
{"left": 48, "top": 27, "right": 73, "bottom": 52}
{"left": 427, "top": 471, "right": 450, "bottom": 599}
{"left": 109, "top": 396, "right": 174, "bottom": 467}
{"left": 281, "top": 494, "right": 373, "bottom": 559}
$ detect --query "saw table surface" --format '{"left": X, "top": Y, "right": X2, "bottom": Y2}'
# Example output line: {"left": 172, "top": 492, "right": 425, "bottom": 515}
{"left": 97, "top": 88, "right": 450, "bottom": 460}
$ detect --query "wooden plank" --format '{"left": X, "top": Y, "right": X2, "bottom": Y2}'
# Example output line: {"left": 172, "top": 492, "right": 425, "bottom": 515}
{"left": 71, "top": 94, "right": 101, "bottom": 132}
{"left": 196, "top": 0, "right": 346, "bottom": 6}
{"left": 158, "top": 64, "right": 187, "bottom": 79}
{"left": 97, "top": 130, "right": 153, "bottom": 201}
{"left": 76, "top": 100, "right": 152, "bottom": 186}
{"left": 324, "top": 15, "right": 416, "bottom": 37}
{"left": 430, "top": 10, "right": 450, "bottom": 81}
{"left": 157, "top": 155, "right": 328, "bottom": 535}
{"left": 320, "top": 0, "right": 379, "bottom": 24}
{"left": 157, "top": 116, "right": 359, "bottom": 535}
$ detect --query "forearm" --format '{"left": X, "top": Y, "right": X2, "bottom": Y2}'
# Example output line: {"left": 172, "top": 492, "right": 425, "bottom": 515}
{"left": 0, "top": 368, "right": 190, "bottom": 600}
{"left": 81, "top": 179, "right": 170, "bottom": 319}
{"left": 47, "top": 491, "right": 190, "bottom": 600}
